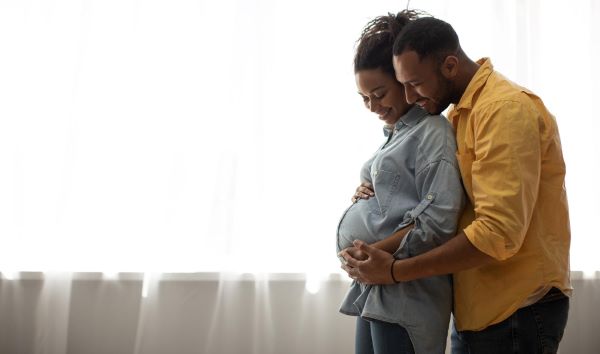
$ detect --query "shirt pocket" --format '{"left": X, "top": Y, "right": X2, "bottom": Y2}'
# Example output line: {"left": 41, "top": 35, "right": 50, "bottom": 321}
{"left": 455, "top": 151, "right": 474, "bottom": 202}
{"left": 369, "top": 169, "right": 401, "bottom": 216}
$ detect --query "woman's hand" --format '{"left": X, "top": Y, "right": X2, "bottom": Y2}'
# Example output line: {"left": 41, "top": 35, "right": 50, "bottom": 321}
{"left": 351, "top": 182, "right": 375, "bottom": 203}
{"left": 338, "top": 246, "right": 368, "bottom": 264}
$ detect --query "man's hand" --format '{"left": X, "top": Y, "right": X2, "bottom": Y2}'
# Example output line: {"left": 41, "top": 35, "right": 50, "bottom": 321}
{"left": 351, "top": 182, "right": 375, "bottom": 203}
{"left": 340, "top": 240, "right": 396, "bottom": 285}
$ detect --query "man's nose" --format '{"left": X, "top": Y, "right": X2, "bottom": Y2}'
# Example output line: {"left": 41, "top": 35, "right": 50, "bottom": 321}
{"left": 404, "top": 85, "right": 418, "bottom": 104}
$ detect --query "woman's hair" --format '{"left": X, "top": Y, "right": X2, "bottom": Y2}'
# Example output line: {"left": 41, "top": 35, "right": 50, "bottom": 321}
{"left": 354, "top": 10, "right": 423, "bottom": 75}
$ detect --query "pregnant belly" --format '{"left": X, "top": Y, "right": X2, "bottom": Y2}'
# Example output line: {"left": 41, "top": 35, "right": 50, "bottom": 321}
{"left": 337, "top": 200, "right": 383, "bottom": 251}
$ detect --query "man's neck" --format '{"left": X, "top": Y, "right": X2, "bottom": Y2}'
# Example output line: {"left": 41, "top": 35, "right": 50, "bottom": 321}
{"left": 453, "top": 56, "right": 480, "bottom": 102}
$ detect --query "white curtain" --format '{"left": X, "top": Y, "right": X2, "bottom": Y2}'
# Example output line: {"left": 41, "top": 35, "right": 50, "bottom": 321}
{"left": 0, "top": 1, "right": 599, "bottom": 353}
{"left": 1, "top": 0, "right": 598, "bottom": 274}
{"left": 0, "top": 0, "right": 377, "bottom": 275}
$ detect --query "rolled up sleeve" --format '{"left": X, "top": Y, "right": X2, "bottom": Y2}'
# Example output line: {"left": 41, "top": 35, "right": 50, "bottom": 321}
{"left": 395, "top": 158, "right": 466, "bottom": 258}
{"left": 463, "top": 100, "right": 541, "bottom": 260}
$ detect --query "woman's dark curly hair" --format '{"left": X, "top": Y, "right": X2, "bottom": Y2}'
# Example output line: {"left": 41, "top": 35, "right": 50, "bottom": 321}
{"left": 354, "top": 10, "right": 424, "bottom": 75}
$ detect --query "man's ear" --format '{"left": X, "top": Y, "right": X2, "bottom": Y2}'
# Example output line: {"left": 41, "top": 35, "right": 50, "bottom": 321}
{"left": 441, "top": 55, "right": 459, "bottom": 79}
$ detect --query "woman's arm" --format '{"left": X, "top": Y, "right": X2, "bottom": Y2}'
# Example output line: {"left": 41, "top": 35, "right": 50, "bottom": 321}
{"left": 369, "top": 224, "right": 414, "bottom": 253}
{"left": 339, "top": 224, "right": 414, "bottom": 261}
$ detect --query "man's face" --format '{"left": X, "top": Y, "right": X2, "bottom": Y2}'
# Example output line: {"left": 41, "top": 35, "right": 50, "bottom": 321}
{"left": 393, "top": 50, "right": 453, "bottom": 115}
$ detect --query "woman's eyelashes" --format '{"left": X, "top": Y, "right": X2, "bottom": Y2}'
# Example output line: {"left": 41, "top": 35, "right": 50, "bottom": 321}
{"left": 372, "top": 90, "right": 386, "bottom": 99}
{"left": 361, "top": 92, "right": 386, "bottom": 102}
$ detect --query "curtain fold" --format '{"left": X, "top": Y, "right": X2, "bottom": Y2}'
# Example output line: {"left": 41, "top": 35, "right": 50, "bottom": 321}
{"left": 1, "top": 272, "right": 599, "bottom": 354}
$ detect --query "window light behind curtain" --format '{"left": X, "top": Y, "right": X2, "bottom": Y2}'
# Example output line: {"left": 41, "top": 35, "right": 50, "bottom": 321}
{"left": 0, "top": 0, "right": 598, "bottom": 274}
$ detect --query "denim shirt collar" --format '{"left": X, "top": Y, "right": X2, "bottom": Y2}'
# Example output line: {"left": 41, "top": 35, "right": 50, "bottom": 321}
{"left": 383, "top": 106, "right": 429, "bottom": 137}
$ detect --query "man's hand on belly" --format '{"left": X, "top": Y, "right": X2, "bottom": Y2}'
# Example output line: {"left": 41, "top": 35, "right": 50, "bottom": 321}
{"left": 341, "top": 240, "right": 396, "bottom": 285}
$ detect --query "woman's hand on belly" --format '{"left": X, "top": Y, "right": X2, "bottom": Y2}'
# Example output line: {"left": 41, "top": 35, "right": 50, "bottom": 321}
{"left": 351, "top": 182, "right": 375, "bottom": 203}
{"left": 338, "top": 246, "right": 368, "bottom": 264}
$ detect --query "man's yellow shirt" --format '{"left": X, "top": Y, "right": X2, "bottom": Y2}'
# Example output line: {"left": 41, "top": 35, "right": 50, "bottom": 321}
{"left": 448, "top": 58, "right": 572, "bottom": 331}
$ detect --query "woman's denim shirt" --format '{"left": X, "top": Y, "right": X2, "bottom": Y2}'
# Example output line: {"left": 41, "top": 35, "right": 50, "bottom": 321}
{"left": 337, "top": 106, "right": 465, "bottom": 354}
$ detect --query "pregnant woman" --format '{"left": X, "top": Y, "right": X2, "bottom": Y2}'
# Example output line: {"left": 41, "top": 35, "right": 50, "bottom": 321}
{"left": 336, "top": 10, "right": 465, "bottom": 354}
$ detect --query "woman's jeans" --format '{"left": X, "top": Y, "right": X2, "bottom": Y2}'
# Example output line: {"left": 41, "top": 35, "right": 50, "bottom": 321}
{"left": 451, "top": 289, "right": 569, "bottom": 354}
{"left": 355, "top": 317, "right": 415, "bottom": 354}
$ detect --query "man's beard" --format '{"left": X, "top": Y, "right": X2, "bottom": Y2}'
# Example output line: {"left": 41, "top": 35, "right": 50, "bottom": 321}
{"left": 431, "top": 76, "right": 456, "bottom": 115}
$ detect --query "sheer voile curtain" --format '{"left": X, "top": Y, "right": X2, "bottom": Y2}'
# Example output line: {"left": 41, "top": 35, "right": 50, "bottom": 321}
{"left": 0, "top": 0, "right": 598, "bottom": 279}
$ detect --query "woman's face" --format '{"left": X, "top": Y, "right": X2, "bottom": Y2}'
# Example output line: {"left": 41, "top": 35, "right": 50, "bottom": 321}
{"left": 355, "top": 68, "right": 412, "bottom": 126}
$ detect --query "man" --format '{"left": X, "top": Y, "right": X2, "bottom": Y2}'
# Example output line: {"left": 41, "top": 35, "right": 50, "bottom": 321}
{"left": 340, "top": 16, "right": 571, "bottom": 354}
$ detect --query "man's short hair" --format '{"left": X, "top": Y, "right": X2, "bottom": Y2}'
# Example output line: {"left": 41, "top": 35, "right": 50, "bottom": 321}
{"left": 392, "top": 17, "right": 460, "bottom": 62}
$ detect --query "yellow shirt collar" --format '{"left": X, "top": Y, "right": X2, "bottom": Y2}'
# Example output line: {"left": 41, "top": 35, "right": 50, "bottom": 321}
{"left": 454, "top": 58, "right": 494, "bottom": 111}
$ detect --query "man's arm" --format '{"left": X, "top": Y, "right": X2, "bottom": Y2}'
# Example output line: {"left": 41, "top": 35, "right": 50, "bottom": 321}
{"left": 392, "top": 231, "right": 495, "bottom": 281}
{"left": 343, "top": 232, "right": 495, "bottom": 285}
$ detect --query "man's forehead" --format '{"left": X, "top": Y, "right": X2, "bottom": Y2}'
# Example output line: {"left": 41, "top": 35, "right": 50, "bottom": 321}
{"left": 394, "top": 51, "right": 431, "bottom": 80}
{"left": 394, "top": 51, "right": 423, "bottom": 70}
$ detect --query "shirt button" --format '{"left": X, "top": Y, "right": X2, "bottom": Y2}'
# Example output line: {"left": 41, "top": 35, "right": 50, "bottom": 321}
{"left": 373, "top": 170, "right": 378, "bottom": 176}
{"left": 426, "top": 194, "right": 433, "bottom": 200}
